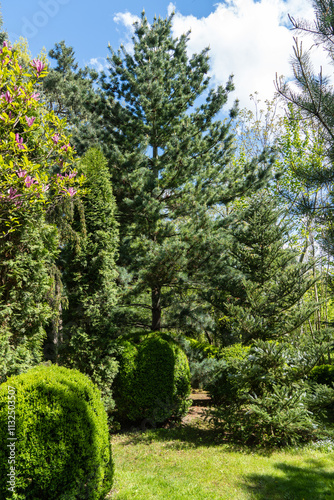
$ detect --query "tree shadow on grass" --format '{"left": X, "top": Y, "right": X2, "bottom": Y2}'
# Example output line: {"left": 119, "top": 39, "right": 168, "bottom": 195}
{"left": 116, "top": 421, "right": 260, "bottom": 452}
{"left": 242, "top": 458, "right": 334, "bottom": 500}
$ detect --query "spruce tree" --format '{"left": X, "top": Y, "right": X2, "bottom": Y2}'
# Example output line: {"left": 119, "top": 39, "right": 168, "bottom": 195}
{"left": 217, "top": 194, "right": 319, "bottom": 344}
{"left": 96, "top": 13, "right": 273, "bottom": 332}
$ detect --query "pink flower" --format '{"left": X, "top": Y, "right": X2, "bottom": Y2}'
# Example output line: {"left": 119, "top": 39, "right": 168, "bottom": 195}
{"left": 24, "top": 176, "right": 38, "bottom": 188}
{"left": 25, "top": 116, "right": 36, "bottom": 127}
{"left": 52, "top": 134, "right": 60, "bottom": 144}
{"left": 68, "top": 171, "right": 77, "bottom": 179}
{"left": 63, "top": 187, "right": 77, "bottom": 197}
{"left": 61, "top": 143, "right": 71, "bottom": 152}
{"left": 15, "top": 134, "right": 26, "bottom": 150}
{"left": 31, "top": 59, "right": 45, "bottom": 73}
{"left": 16, "top": 170, "right": 27, "bottom": 178}
{"left": 31, "top": 92, "right": 40, "bottom": 101}
{"left": 3, "top": 41, "right": 9, "bottom": 48}
{"left": 7, "top": 187, "right": 22, "bottom": 200}
{"left": 42, "top": 184, "right": 50, "bottom": 192}
{"left": 4, "top": 91, "right": 13, "bottom": 103}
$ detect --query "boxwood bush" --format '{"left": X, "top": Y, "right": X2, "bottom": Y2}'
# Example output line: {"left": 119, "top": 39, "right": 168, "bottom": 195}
{"left": 113, "top": 333, "right": 192, "bottom": 425}
{"left": 0, "top": 364, "right": 113, "bottom": 500}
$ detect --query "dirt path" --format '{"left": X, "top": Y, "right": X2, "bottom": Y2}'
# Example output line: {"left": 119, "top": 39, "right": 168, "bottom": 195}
{"left": 182, "top": 391, "right": 211, "bottom": 425}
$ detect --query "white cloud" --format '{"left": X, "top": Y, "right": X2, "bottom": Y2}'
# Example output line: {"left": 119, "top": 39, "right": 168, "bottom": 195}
{"left": 114, "top": 1, "right": 332, "bottom": 110}
{"left": 113, "top": 11, "right": 141, "bottom": 53}
{"left": 88, "top": 57, "right": 108, "bottom": 72}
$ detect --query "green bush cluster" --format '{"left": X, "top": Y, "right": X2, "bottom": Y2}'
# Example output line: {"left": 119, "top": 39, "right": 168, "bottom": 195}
{"left": 180, "top": 338, "right": 249, "bottom": 389}
{"left": 0, "top": 364, "right": 113, "bottom": 500}
{"left": 113, "top": 333, "right": 192, "bottom": 425}
{"left": 207, "top": 340, "right": 334, "bottom": 447}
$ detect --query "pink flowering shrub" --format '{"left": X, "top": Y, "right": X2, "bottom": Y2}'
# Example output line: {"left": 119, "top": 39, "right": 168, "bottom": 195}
{"left": 0, "top": 41, "right": 85, "bottom": 236}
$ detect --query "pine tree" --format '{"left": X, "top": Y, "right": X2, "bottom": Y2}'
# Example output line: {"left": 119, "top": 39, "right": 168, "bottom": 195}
{"left": 276, "top": 0, "right": 334, "bottom": 176}
{"left": 42, "top": 41, "right": 100, "bottom": 154}
{"left": 276, "top": 0, "right": 334, "bottom": 304}
{"left": 217, "top": 193, "right": 319, "bottom": 344}
{"left": 95, "top": 13, "right": 273, "bottom": 332}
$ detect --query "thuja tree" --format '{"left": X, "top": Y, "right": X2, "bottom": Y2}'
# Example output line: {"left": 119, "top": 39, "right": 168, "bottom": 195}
{"left": 0, "top": 41, "right": 83, "bottom": 381}
{"left": 97, "top": 13, "right": 273, "bottom": 332}
{"left": 214, "top": 193, "right": 319, "bottom": 344}
{"left": 59, "top": 148, "right": 119, "bottom": 409}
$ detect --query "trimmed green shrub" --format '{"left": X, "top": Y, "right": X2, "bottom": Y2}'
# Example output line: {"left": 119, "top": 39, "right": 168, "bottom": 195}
{"left": 0, "top": 364, "right": 113, "bottom": 500}
{"left": 114, "top": 333, "right": 191, "bottom": 424}
{"left": 310, "top": 365, "right": 334, "bottom": 387}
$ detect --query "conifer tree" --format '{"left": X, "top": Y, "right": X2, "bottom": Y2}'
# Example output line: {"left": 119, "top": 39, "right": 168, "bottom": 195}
{"left": 217, "top": 194, "right": 319, "bottom": 344}
{"left": 42, "top": 41, "right": 100, "bottom": 154}
{"left": 96, "top": 13, "right": 273, "bottom": 332}
{"left": 276, "top": 0, "right": 334, "bottom": 297}
{"left": 59, "top": 148, "right": 119, "bottom": 397}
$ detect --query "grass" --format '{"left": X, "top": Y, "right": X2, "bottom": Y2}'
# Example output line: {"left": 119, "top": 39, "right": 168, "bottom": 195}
{"left": 108, "top": 422, "right": 334, "bottom": 500}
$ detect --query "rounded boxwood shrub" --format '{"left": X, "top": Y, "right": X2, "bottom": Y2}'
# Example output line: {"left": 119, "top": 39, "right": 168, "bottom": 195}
{"left": 0, "top": 364, "right": 113, "bottom": 500}
{"left": 114, "top": 333, "right": 191, "bottom": 424}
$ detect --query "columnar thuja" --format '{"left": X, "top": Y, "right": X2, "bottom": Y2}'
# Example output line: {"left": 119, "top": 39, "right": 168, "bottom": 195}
{"left": 0, "top": 41, "right": 84, "bottom": 381}
{"left": 0, "top": 40, "right": 84, "bottom": 237}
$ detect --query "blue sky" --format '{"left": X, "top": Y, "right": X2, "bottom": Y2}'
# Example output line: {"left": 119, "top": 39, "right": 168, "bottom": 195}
{"left": 1, "top": 0, "right": 324, "bottom": 110}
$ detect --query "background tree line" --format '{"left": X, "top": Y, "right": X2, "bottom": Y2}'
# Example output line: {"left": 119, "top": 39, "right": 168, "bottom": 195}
{"left": 1, "top": 1, "right": 334, "bottom": 412}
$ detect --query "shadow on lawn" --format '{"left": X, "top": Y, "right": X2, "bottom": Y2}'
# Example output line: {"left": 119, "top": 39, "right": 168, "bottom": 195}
{"left": 242, "top": 458, "right": 334, "bottom": 500}
{"left": 117, "top": 422, "right": 255, "bottom": 452}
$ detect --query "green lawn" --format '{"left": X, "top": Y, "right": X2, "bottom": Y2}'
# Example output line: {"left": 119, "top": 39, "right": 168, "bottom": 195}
{"left": 108, "top": 424, "right": 334, "bottom": 500}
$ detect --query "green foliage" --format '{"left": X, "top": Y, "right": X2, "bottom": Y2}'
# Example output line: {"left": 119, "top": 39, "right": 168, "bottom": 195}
{"left": 0, "top": 364, "right": 113, "bottom": 499}
{"left": 0, "top": 42, "right": 84, "bottom": 237}
{"left": 42, "top": 41, "right": 100, "bottom": 154}
{"left": 179, "top": 338, "right": 249, "bottom": 389}
{"left": 90, "top": 12, "right": 274, "bottom": 333}
{"left": 219, "top": 343, "right": 251, "bottom": 361}
{"left": 0, "top": 217, "right": 59, "bottom": 383}
{"left": 185, "top": 338, "right": 221, "bottom": 360}
{"left": 113, "top": 333, "right": 191, "bottom": 424}
{"left": 58, "top": 147, "right": 119, "bottom": 411}
{"left": 0, "top": 40, "right": 84, "bottom": 381}
{"left": 310, "top": 364, "right": 334, "bottom": 387}
{"left": 207, "top": 339, "right": 334, "bottom": 446}
{"left": 212, "top": 193, "right": 319, "bottom": 344}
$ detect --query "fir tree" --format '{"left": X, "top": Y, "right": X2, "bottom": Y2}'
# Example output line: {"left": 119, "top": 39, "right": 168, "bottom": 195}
{"left": 217, "top": 194, "right": 319, "bottom": 344}
{"left": 96, "top": 13, "right": 273, "bottom": 332}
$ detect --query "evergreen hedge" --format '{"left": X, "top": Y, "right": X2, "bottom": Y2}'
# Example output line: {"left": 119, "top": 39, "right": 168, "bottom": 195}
{"left": 0, "top": 364, "right": 113, "bottom": 500}
{"left": 113, "top": 333, "right": 191, "bottom": 425}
